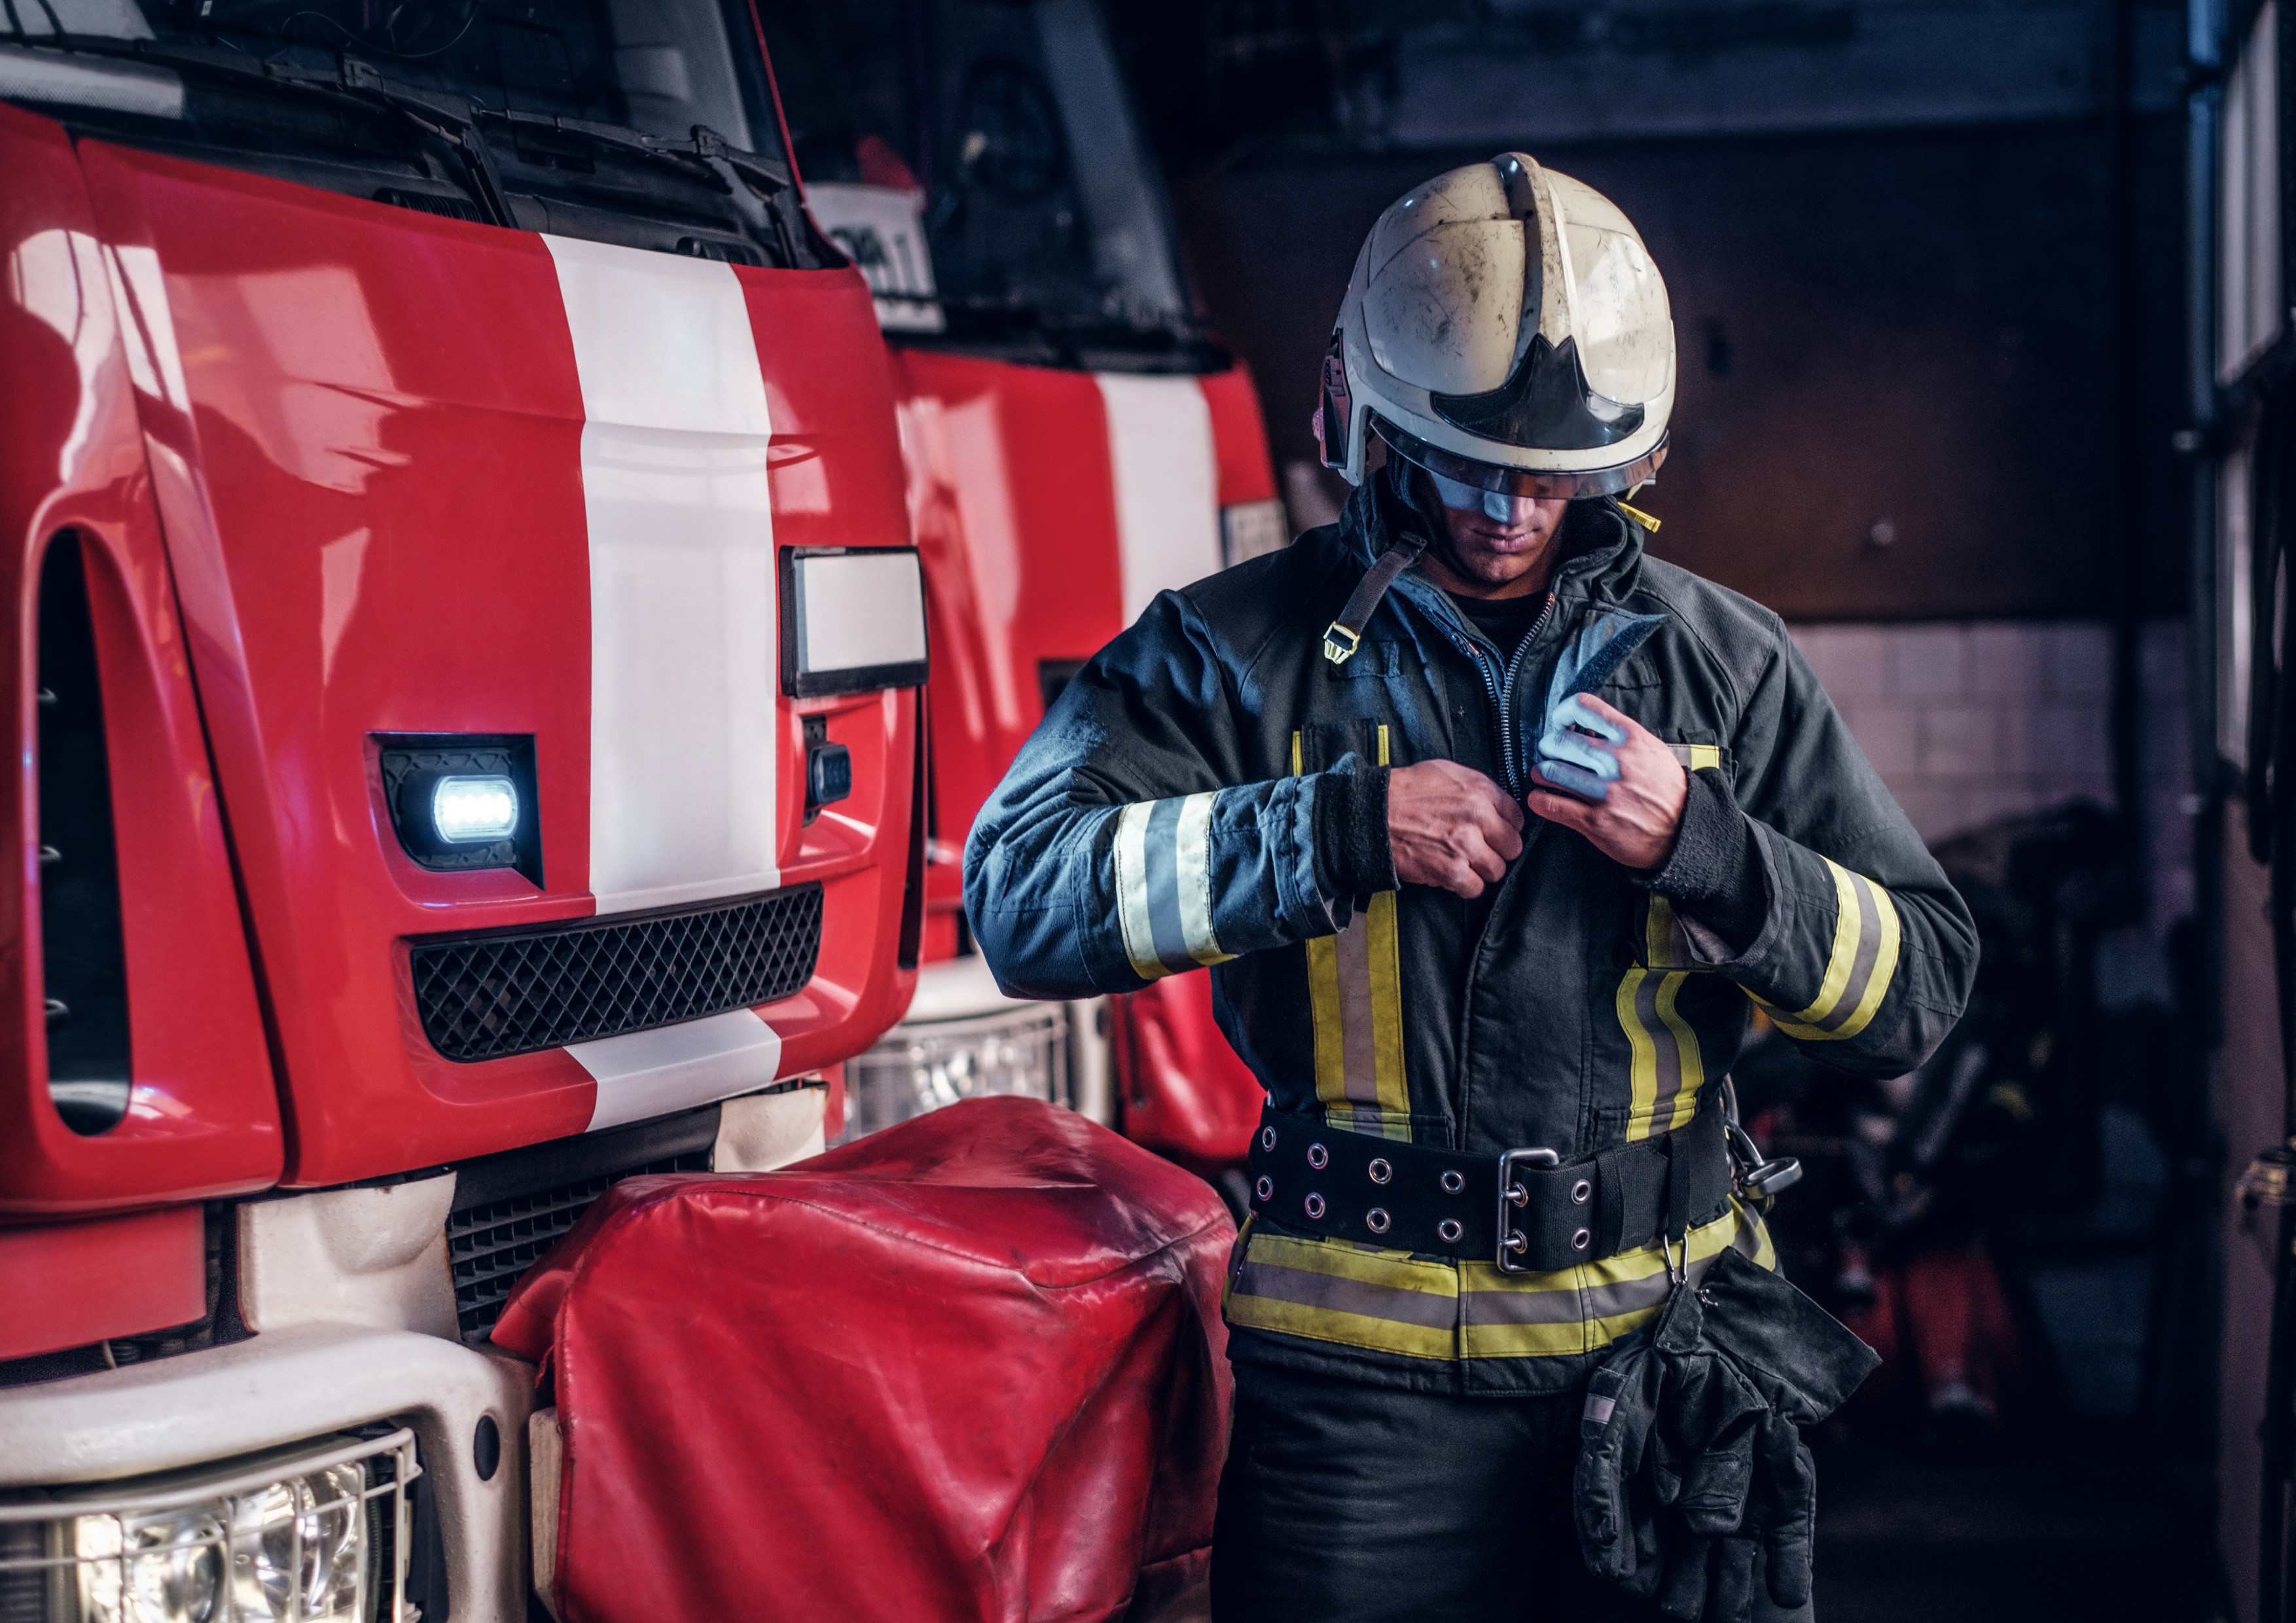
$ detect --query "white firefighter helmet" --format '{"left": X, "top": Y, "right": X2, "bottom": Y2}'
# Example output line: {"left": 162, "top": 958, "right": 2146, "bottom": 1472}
{"left": 1316, "top": 152, "right": 1674, "bottom": 499}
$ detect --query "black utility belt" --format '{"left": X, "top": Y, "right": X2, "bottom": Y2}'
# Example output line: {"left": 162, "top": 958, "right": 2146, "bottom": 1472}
{"left": 1246, "top": 1096, "right": 1732, "bottom": 1274}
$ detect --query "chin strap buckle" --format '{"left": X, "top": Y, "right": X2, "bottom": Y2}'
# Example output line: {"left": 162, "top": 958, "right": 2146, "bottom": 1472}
{"left": 1322, "top": 621, "right": 1363, "bottom": 665}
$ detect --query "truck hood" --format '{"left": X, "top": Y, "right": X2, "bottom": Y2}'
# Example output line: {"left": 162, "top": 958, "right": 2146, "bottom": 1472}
{"left": 73, "top": 137, "right": 915, "bottom": 1185}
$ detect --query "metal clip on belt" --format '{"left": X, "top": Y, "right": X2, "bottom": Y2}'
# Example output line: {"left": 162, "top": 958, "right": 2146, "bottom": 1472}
{"left": 1246, "top": 1096, "right": 1731, "bottom": 1274}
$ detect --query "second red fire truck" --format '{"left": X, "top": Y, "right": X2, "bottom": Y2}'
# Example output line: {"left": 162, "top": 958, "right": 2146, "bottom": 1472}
{"left": 766, "top": 0, "right": 1280, "bottom": 1187}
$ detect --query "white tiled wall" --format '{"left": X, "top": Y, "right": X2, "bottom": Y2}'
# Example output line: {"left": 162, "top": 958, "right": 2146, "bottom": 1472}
{"left": 1789, "top": 619, "right": 2194, "bottom": 925}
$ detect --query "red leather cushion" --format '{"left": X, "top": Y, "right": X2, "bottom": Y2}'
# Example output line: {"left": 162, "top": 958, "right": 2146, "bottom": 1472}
{"left": 494, "top": 1096, "right": 1234, "bottom": 1622}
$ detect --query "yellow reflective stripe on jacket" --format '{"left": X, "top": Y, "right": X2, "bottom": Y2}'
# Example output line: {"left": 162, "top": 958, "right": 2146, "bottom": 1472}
{"left": 1297, "top": 727, "right": 1412, "bottom": 1140}
{"left": 1224, "top": 1202, "right": 1772, "bottom": 1361}
{"left": 1112, "top": 793, "right": 1232, "bottom": 980}
{"left": 1462, "top": 1202, "right": 1771, "bottom": 1359}
{"left": 1224, "top": 1226, "right": 1457, "bottom": 1359}
{"left": 1763, "top": 859, "right": 1901, "bottom": 1042}
{"left": 1665, "top": 742, "right": 1723, "bottom": 773}
{"left": 1619, "top": 897, "right": 1707, "bottom": 1139}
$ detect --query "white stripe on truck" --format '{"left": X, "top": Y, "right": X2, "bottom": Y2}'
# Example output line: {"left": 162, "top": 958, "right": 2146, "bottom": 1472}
{"left": 565, "top": 1008, "right": 784, "bottom": 1135}
{"left": 544, "top": 236, "right": 782, "bottom": 916}
{"left": 543, "top": 237, "right": 789, "bottom": 1130}
{"left": 1095, "top": 373, "right": 1221, "bottom": 626}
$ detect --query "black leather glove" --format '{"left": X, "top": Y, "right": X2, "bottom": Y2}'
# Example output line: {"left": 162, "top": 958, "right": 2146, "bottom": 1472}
{"left": 1573, "top": 1247, "right": 1878, "bottom": 1622}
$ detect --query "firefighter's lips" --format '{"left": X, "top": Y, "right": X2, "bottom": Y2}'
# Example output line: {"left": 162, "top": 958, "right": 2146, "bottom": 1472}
{"left": 1452, "top": 520, "right": 1548, "bottom": 553}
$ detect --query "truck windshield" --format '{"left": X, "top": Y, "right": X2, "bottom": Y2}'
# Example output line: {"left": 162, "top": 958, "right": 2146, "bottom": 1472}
{"left": 758, "top": 0, "right": 1210, "bottom": 368}
{"left": 0, "top": 0, "right": 814, "bottom": 267}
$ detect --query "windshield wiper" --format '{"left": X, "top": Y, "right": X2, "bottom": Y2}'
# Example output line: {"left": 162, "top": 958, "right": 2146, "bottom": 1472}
{"left": 21, "top": 33, "right": 806, "bottom": 259}
{"left": 477, "top": 111, "right": 799, "bottom": 259}
{"left": 14, "top": 33, "right": 516, "bottom": 224}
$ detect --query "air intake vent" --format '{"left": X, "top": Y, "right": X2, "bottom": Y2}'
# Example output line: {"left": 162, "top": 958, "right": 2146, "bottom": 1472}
{"left": 35, "top": 534, "right": 130, "bottom": 1135}
{"left": 375, "top": 188, "right": 482, "bottom": 222}
{"left": 407, "top": 883, "right": 823, "bottom": 1062}
{"left": 444, "top": 1105, "right": 721, "bottom": 1341}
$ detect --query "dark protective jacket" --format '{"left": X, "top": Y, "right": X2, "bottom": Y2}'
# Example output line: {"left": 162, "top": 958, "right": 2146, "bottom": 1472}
{"left": 965, "top": 474, "right": 1978, "bottom": 1396}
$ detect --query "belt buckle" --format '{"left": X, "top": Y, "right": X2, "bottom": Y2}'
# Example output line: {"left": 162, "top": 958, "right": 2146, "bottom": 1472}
{"left": 1496, "top": 1147, "right": 1562, "bottom": 1274}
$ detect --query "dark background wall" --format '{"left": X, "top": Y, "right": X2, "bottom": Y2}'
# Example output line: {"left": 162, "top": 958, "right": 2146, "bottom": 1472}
{"left": 1111, "top": 0, "right": 2194, "bottom": 622}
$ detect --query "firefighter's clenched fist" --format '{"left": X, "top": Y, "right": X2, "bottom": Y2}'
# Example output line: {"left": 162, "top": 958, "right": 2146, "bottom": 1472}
{"left": 1387, "top": 760, "right": 1525, "bottom": 897}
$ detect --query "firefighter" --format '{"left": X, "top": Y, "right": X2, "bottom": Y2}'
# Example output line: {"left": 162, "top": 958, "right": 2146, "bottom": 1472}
{"left": 964, "top": 153, "right": 1976, "bottom": 1622}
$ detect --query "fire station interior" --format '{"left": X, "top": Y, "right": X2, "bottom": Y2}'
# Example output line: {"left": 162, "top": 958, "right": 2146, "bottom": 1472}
{"left": 0, "top": 0, "right": 2283, "bottom": 1617}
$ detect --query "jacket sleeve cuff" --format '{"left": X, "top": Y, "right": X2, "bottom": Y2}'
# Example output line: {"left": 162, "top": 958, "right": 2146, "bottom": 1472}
{"left": 1632, "top": 766, "right": 1766, "bottom": 955}
{"left": 1314, "top": 764, "right": 1397, "bottom": 900}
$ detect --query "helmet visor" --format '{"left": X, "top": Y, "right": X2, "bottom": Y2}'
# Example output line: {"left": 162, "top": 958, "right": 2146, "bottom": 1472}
{"left": 1373, "top": 415, "right": 1665, "bottom": 501}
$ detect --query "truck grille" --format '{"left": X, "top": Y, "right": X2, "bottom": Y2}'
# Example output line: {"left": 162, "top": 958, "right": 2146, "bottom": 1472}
{"left": 446, "top": 1150, "right": 709, "bottom": 1341}
{"left": 408, "top": 883, "right": 823, "bottom": 1062}
{"left": 444, "top": 1105, "right": 721, "bottom": 1342}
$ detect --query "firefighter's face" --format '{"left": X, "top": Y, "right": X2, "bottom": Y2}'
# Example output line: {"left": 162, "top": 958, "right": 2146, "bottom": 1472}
{"left": 1418, "top": 469, "right": 1569, "bottom": 595}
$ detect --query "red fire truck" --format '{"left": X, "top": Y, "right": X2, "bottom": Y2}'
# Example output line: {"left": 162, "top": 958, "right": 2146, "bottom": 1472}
{"left": 0, "top": 3, "right": 927, "bottom": 1616}
{"left": 764, "top": 0, "right": 1280, "bottom": 1187}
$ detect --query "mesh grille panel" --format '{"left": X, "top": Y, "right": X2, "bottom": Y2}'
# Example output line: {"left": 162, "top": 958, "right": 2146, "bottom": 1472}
{"left": 408, "top": 883, "right": 823, "bottom": 1061}
{"left": 446, "top": 1152, "right": 709, "bottom": 1341}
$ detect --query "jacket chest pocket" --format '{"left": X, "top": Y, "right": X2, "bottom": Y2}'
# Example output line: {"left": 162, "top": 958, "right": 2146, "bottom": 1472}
{"left": 1289, "top": 719, "right": 1413, "bottom": 1141}
{"left": 1661, "top": 738, "right": 1733, "bottom": 778}
{"left": 1291, "top": 717, "right": 1405, "bottom": 776}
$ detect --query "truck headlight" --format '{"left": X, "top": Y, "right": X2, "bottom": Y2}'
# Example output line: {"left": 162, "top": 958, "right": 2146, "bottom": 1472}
{"left": 838, "top": 1003, "right": 1068, "bottom": 1143}
{"left": 376, "top": 734, "right": 541, "bottom": 883}
{"left": 0, "top": 1430, "right": 415, "bottom": 1623}
{"left": 426, "top": 776, "right": 519, "bottom": 846}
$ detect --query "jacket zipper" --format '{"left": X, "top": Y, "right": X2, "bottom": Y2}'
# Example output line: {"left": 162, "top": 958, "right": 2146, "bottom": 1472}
{"left": 1437, "top": 590, "right": 1558, "bottom": 797}
{"left": 1424, "top": 586, "right": 1560, "bottom": 1154}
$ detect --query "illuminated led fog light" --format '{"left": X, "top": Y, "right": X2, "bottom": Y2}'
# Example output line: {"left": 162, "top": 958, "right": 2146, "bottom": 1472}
{"left": 376, "top": 734, "right": 539, "bottom": 880}
{"left": 836, "top": 1003, "right": 1068, "bottom": 1144}
{"left": 430, "top": 776, "right": 518, "bottom": 845}
{"left": 0, "top": 1430, "right": 416, "bottom": 1623}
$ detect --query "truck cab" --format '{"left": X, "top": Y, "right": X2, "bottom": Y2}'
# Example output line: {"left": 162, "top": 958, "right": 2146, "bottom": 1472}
{"left": 760, "top": 0, "right": 1279, "bottom": 1177}
{"left": 0, "top": 3, "right": 924, "bottom": 1616}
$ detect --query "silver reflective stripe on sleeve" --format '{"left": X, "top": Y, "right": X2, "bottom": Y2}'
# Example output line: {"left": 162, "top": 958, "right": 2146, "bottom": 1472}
{"left": 1114, "top": 793, "right": 1232, "bottom": 979}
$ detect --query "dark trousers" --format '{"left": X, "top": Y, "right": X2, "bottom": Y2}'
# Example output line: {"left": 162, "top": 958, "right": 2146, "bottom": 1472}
{"left": 1208, "top": 1363, "right": 1814, "bottom": 1623}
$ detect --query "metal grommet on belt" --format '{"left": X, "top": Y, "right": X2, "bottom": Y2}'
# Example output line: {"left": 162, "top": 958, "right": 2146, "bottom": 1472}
{"left": 1437, "top": 1218, "right": 1463, "bottom": 1243}
{"left": 1368, "top": 1158, "right": 1393, "bottom": 1185}
{"left": 1571, "top": 1179, "right": 1592, "bottom": 1204}
{"left": 1366, "top": 1207, "right": 1391, "bottom": 1234}
{"left": 1572, "top": 1227, "right": 1592, "bottom": 1251}
{"left": 1307, "top": 1143, "right": 1329, "bottom": 1170}
{"left": 1259, "top": 1126, "right": 1277, "bottom": 1152}
{"left": 1440, "top": 1171, "right": 1465, "bottom": 1194}
{"left": 1304, "top": 1193, "right": 1327, "bottom": 1219}
{"left": 1255, "top": 1175, "right": 1273, "bottom": 1202}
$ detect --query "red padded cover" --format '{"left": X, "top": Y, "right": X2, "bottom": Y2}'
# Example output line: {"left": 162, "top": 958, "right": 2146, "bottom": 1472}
{"left": 493, "top": 1096, "right": 1235, "bottom": 1623}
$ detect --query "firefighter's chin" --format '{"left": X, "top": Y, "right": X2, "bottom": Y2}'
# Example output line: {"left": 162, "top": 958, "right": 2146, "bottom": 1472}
{"left": 1438, "top": 515, "right": 1561, "bottom": 594}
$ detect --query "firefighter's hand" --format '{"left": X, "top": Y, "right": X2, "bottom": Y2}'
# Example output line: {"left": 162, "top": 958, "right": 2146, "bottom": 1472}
{"left": 1388, "top": 760, "right": 1525, "bottom": 898}
{"left": 1527, "top": 694, "right": 1687, "bottom": 872}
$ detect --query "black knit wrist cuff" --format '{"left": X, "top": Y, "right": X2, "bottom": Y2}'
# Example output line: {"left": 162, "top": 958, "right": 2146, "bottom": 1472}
{"left": 1635, "top": 767, "right": 1749, "bottom": 903}
{"left": 1316, "top": 765, "right": 1397, "bottom": 899}
{"left": 1634, "top": 766, "right": 1767, "bottom": 956}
